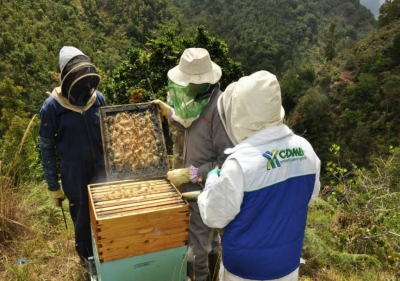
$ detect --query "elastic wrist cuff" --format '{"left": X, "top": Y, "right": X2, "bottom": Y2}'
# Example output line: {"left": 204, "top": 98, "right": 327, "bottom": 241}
{"left": 168, "top": 108, "right": 174, "bottom": 121}
{"left": 189, "top": 165, "right": 198, "bottom": 183}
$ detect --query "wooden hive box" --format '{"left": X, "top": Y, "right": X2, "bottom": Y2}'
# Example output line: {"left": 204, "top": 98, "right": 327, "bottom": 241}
{"left": 88, "top": 103, "right": 189, "bottom": 263}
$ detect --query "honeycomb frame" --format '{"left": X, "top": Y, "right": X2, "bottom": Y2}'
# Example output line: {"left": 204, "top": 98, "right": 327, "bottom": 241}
{"left": 99, "top": 103, "right": 169, "bottom": 181}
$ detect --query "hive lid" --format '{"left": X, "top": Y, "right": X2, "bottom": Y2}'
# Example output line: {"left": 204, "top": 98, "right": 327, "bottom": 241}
{"left": 99, "top": 103, "right": 169, "bottom": 181}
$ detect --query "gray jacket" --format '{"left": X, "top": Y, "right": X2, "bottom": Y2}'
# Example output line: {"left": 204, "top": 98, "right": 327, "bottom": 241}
{"left": 172, "top": 83, "right": 233, "bottom": 192}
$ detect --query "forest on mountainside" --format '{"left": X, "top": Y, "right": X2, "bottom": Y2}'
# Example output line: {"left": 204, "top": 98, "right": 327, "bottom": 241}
{"left": 288, "top": 20, "right": 400, "bottom": 169}
{"left": 0, "top": 0, "right": 376, "bottom": 115}
{"left": 0, "top": 0, "right": 378, "bottom": 167}
{"left": 1, "top": 0, "right": 400, "bottom": 280}
{"left": 169, "top": 0, "right": 376, "bottom": 75}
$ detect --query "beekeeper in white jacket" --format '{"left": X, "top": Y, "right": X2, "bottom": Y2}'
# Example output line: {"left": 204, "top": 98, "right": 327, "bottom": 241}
{"left": 198, "top": 70, "right": 321, "bottom": 281}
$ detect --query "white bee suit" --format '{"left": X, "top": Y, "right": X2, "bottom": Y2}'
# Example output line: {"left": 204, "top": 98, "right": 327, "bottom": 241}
{"left": 198, "top": 71, "right": 321, "bottom": 281}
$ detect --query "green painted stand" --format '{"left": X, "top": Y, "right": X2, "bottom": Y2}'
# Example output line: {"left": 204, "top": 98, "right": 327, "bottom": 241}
{"left": 90, "top": 232, "right": 187, "bottom": 281}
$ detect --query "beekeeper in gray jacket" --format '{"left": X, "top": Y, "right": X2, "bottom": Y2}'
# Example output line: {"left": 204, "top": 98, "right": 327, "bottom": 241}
{"left": 154, "top": 48, "right": 233, "bottom": 281}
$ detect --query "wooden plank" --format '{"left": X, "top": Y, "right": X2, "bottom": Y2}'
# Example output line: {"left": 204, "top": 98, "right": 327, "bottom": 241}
{"left": 96, "top": 199, "right": 186, "bottom": 216}
{"left": 91, "top": 186, "right": 172, "bottom": 198}
{"left": 95, "top": 198, "right": 183, "bottom": 212}
{"left": 96, "top": 198, "right": 182, "bottom": 211}
{"left": 98, "top": 233, "right": 188, "bottom": 262}
{"left": 89, "top": 180, "right": 183, "bottom": 202}
{"left": 96, "top": 196, "right": 183, "bottom": 212}
{"left": 100, "top": 236, "right": 188, "bottom": 258}
{"left": 92, "top": 189, "right": 180, "bottom": 205}
{"left": 98, "top": 201, "right": 184, "bottom": 218}
{"left": 91, "top": 185, "right": 173, "bottom": 198}
{"left": 96, "top": 204, "right": 188, "bottom": 219}
{"left": 95, "top": 191, "right": 182, "bottom": 204}
{"left": 88, "top": 185, "right": 100, "bottom": 241}
{"left": 90, "top": 180, "right": 170, "bottom": 192}
{"left": 93, "top": 207, "right": 189, "bottom": 236}
{"left": 96, "top": 204, "right": 186, "bottom": 218}
{"left": 99, "top": 240, "right": 187, "bottom": 263}
{"left": 97, "top": 218, "right": 189, "bottom": 240}
{"left": 93, "top": 179, "right": 168, "bottom": 187}
{"left": 98, "top": 225, "right": 189, "bottom": 248}
{"left": 99, "top": 232, "right": 188, "bottom": 251}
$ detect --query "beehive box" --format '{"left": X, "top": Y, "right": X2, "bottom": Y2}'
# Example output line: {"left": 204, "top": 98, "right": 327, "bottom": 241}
{"left": 88, "top": 103, "right": 189, "bottom": 263}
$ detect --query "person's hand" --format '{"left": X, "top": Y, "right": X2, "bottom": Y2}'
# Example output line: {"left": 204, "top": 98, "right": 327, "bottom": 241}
{"left": 204, "top": 167, "right": 221, "bottom": 191}
{"left": 206, "top": 168, "right": 221, "bottom": 180}
{"left": 167, "top": 168, "right": 190, "bottom": 187}
{"left": 153, "top": 99, "right": 171, "bottom": 117}
{"left": 49, "top": 188, "right": 66, "bottom": 207}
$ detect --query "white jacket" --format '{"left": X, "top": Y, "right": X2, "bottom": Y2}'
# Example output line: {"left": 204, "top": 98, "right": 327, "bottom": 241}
{"left": 198, "top": 125, "right": 320, "bottom": 280}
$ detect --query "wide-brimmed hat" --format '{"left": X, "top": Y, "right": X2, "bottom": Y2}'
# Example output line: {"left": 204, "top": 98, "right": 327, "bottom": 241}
{"left": 218, "top": 70, "right": 285, "bottom": 143}
{"left": 168, "top": 48, "right": 222, "bottom": 86}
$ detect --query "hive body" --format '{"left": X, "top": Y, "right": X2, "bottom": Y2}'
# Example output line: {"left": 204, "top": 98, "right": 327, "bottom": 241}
{"left": 88, "top": 103, "right": 189, "bottom": 280}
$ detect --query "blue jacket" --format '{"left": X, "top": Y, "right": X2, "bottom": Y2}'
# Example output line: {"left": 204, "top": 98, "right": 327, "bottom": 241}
{"left": 39, "top": 91, "right": 106, "bottom": 193}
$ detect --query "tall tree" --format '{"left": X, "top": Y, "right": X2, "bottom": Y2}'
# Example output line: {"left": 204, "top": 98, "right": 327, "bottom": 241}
{"left": 378, "top": 0, "right": 400, "bottom": 28}
{"left": 324, "top": 23, "right": 339, "bottom": 61}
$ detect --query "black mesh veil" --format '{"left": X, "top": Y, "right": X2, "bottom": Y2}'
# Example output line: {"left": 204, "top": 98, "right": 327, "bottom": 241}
{"left": 60, "top": 55, "right": 100, "bottom": 106}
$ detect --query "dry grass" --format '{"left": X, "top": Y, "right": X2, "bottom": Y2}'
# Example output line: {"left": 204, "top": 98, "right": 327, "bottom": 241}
{"left": 0, "top": 115, "right": 90, "bottom": 280}
{"left": 0, "top": 179, "right": 90, "bottom": 281}
{"left": 1, "top": 114, "right": 37, "bottom": 243}
{"left": 300, "top": 267, "right": 397, "bottom": 281}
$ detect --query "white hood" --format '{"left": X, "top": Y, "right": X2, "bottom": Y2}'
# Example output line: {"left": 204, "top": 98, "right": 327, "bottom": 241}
{"left": 218, "top": 71, "right": 285, "bottom": 145}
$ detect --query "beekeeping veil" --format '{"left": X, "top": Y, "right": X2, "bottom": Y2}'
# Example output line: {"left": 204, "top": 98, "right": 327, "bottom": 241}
{"left": 217, "top": 70, "right": 285, "bottom": 145}
{"left": 167, "top": 48, "right": 222, "bottom": 128}
{"left": 49, "top": 46, "right": 100, "bottom": 112}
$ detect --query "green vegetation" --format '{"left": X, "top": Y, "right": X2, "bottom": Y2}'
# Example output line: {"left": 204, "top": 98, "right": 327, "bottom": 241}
{"left": 1, "top": 0, "right": 400, "bottom": 280}
{"left": 302, "top": 144, "right": 400, "bottom": 280}
{"left": 377, "top": 0, "right": 400, "bottom": 28}
{"left": 103, "top": 26, "right": 243, "bottom": 105}
{"left": 169, "top": 0, "right": 376, "bottom": 75}
{"left": 290, "top": 21, "right": 400, "bottom": 169}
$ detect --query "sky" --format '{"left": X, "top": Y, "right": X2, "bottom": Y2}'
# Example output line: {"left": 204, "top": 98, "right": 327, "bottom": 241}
{"left": 360, "top": 0, "right": 386, "bottom": 19}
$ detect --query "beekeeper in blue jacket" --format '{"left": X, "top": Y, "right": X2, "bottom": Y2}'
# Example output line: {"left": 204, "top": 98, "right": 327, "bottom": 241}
{"left": 198, "top": 70, "right": 321, "bottom": 281}
{"left": 39, "top": 46, "right": 107, "bottom": 262}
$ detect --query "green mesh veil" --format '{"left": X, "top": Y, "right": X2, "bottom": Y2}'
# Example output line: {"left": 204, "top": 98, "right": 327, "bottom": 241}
{"left": 168, "top": 78, "right": 212, "bottom": 120}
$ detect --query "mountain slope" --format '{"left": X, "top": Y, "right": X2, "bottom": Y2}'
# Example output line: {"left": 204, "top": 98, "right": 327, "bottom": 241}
{"left": 290, "top": 21, "right": 400, "bottom": 167}
{"left": 169, "top": 0, "right": 376, "bottom": 75}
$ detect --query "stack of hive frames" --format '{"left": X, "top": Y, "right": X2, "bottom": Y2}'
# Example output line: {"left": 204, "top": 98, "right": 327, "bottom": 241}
{"left": 89, "top": 102, "right": 189, "bottom": 262}
{"left": 88, "top": 178, "right": 189, "bottom": 262}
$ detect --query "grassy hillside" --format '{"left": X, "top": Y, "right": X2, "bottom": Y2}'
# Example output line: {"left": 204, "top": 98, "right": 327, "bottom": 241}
{"left": 1, "top": 0, "right": 400, "bottom": 280}
{"left": 1, "top": 148, "right": 399, "bottom": 280}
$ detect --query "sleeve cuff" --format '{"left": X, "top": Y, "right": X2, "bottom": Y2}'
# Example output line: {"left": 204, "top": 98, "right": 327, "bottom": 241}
{"left": 189, "top": 165, "right": 198, "bottom": 183}
{"left": 168, "top": 108, "right": 174, "bottom": 121}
